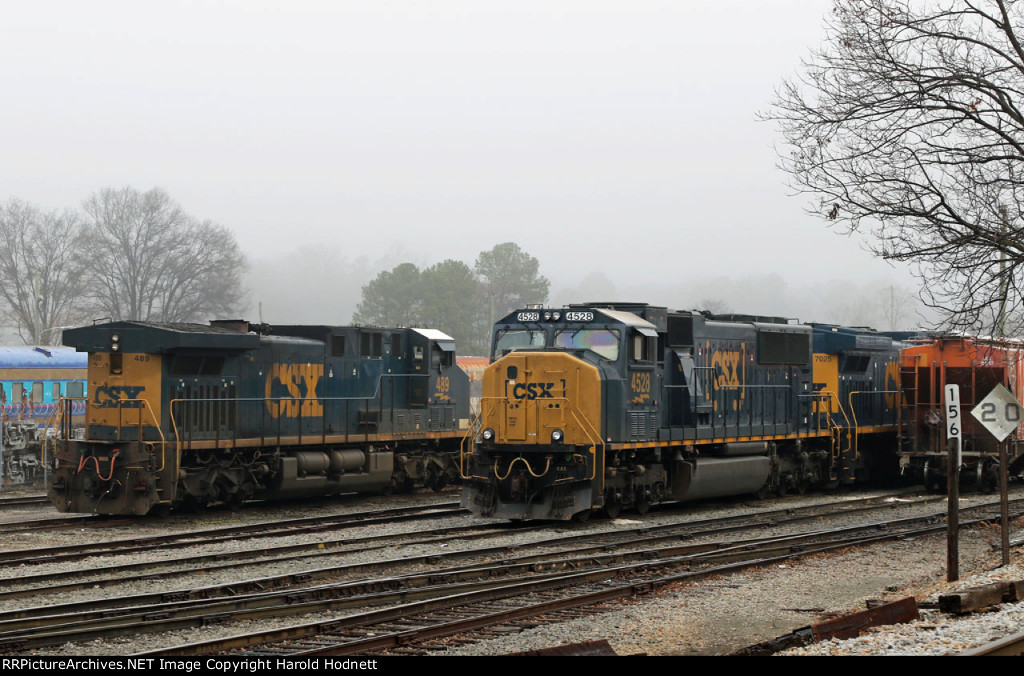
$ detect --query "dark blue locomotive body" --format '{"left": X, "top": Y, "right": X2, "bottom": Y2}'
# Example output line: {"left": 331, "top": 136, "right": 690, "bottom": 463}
{"left": 49, "top": 320, "right": 470, "bottom": 515}
{"left": 461, "top": 303, "right": 904, "bottom": 520}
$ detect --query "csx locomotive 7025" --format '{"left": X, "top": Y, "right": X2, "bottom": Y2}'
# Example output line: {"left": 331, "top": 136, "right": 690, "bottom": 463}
{"left": 460, "top": 303, "right": 905, "bottom": 521}
{"left": 48, "top": 320, "right": 470, "bottom": 515}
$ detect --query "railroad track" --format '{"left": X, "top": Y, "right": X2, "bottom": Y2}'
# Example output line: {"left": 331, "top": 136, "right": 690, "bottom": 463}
{"left": 134, "top": 511, "right": 1004, "bottom": 657}
{"left": 0, "top": 491, "right": 1020, "bottom": 655}
{"left": 0, "top": 494, "right": 47, "bottom": 508}
{"left": 963, "top": 630, "right": 1024, "bottom": 656}
{"left": 0, "top": 501, "right": 467, "bottom": 566}
{"left": 0, "top": 491, "right": 940, "bottom": 603}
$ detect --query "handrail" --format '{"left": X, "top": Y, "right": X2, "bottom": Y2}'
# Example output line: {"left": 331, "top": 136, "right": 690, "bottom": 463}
{"left": 848, "top": 389, "right": 901, "bottom": 461}
{"left": 818, "top": 390, "right": 851, "bottom": 468}
{"left": 40, "top": 396, "right": 86, "bottom": 467}
{"left": 461, "top": 393, "right": 604, "bottom": 483}
{"left": 495, "top": 455, "right": 551, "bottom": 480}
{"left": 42, "top": 396, "right": 167, "bottom": 475}
{"left": 459, "top": 411, "right": 483, "bottom": 480}
{"left": 168, "top": 372, "right": 435, "bottom": 450}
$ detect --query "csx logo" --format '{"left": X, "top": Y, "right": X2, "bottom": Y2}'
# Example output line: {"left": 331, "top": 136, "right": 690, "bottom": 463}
{"left": 93, "top": 385, "right": 146, "bottom": 408}
{"left": 510, "top": 382, "right": 556, "bottom": 400}
{"left": 710, "top": 347, "right": 746, "bottom": 411}
{"left": 265, "top": 363, "right": 323, "bottom": 418}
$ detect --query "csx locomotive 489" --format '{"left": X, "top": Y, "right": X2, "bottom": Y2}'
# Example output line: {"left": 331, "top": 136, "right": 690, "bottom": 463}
{"left": 48, "top": 320, "right": 470, "bottom": 515}
{"left": 460, "top": 303, "right": 905, "bottom": 521}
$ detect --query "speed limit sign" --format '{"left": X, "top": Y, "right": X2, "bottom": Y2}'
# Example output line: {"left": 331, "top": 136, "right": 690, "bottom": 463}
{"left": 971, "top": 384, "right": 1022, "bottom": 442}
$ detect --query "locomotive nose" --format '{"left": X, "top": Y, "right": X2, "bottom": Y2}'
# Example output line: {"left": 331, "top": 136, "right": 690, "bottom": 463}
{"left": 481, "top": 352, "right": 601, "bottom": 447}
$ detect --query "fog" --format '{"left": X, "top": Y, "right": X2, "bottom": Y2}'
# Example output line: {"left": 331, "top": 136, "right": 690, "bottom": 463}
{"left": 0, "top": 1, "right": 921, "bottom": 332}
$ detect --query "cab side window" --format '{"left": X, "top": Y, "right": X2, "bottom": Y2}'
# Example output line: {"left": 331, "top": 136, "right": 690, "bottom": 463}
{"left": 632, "top": 331, "right": 652, "bottom": 362}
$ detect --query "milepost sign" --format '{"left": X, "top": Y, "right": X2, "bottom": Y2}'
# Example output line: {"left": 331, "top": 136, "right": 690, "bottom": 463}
{"left": 970, "top": 383, "right": 1023, "bottom": 442}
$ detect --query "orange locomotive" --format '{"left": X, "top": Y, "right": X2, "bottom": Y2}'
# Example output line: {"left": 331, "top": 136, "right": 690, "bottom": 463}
{"left": 898, "top": 335, "right": 1024, "bottom": 490}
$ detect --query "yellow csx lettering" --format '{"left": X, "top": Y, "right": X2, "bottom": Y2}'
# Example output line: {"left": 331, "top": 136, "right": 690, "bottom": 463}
{"left": 885, "top": 361, "right": 900, "bottom": 408}
{"left": 510, "top": 382, "right": 556, "bottom": 400}
{"left": 265, "top": 363, "right": 323, "bottom": 418}
{"left": 94, "top": 385, "right": 146, "bottom": 409}
{"left": 711, "top": 348, "right": 746, "bottom": 409}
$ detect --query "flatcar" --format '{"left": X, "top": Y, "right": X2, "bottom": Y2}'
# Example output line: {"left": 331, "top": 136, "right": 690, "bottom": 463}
{"left": 0, "top": 346, "right": 87, "bottom": 486}
{"left": 896, "top": 334, "right": 1024, "bottom": 490}
{"left": 48, "top": 320, "right": 470, "bottom": 515}
{"left": 460, "top": 303, "right": 904, "bottom": 521}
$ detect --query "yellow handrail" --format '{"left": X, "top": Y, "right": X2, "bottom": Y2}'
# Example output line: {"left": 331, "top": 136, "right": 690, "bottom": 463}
{"left": 848, "top": 389, "right": 901, "bottom": 462}
{"left": 458, "top": 394, "right": 605, "bottom": 484}
{"left": 819, "top": 391, "right": 852, "bottom": 469}
{"left": 40, "top": 396, "right": 86, "bottom": 467}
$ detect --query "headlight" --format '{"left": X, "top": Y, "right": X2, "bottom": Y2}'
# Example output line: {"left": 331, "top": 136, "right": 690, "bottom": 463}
{"left": 482, "top": 428, "right": 495, "bottom": 442}
{"left": 551, "top": 429, "right": 564, "bottom": 444}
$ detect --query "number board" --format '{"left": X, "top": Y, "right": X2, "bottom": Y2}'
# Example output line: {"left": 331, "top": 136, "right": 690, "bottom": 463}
{"left": 970, "top": 384, "right": 1023, "bottom": 442}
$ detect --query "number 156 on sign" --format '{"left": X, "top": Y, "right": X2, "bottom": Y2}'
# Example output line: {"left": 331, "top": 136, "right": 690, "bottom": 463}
{"left": 945, "top": 385, "right": 961, "bottom": 440}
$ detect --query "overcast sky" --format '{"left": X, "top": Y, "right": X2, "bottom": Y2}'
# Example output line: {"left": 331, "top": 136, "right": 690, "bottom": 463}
{"left": 0, "top": 1, "right": 914, "bottom": 312}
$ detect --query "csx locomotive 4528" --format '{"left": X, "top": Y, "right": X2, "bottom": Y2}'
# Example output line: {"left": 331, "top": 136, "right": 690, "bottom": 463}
{"left": 460, "top": 303, "right": 905, "bottom": 521}
{"left": 48, "top": 320, "right": 470, "bottom": 515}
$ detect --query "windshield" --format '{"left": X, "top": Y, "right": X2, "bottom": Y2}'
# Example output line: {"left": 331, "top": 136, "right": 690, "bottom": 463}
{"left": 554, "top": 328, "right": 620, "bottom": 361}
{"left": 493, "top": 329, "right": 546, "bottom": 356}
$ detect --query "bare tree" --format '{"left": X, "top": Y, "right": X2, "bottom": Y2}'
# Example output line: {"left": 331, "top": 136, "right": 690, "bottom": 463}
{"left": 0, "top": 199, "right": 87, "bottom": 344}
{"left": 877, "top": 283, "right": 918, "bottom": 330}
{"left": 768, "top": 0, "right": 1024, "bottom": 335}
{"left": 80, "top": 186, "right": 247, "bottom": 322}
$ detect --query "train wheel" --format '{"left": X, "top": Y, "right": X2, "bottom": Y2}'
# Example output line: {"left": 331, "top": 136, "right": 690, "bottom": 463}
{"left": 148, "top": 503, "right": 172, "bottom": 517}
{"left": 981, "top": 460, "right": 999, "bottom": 493}
{"left": 425, "top": 464, "right": 448, "bottom": 492}
{"left": 635, "top": 488, "right": 651, "bottom": 515}
{"left": 604, "top": 493, "right": 622, "bottom": 519}
{"left": 573, "top": 509, "right": 592, "bottom": 523}
{"left": 228, "top": 492, "right": 246, "bottom": 511}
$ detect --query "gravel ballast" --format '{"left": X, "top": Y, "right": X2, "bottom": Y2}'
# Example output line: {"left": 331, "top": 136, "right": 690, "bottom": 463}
{"left": 0, "top": 486, "right": 1021, "bottom": 657}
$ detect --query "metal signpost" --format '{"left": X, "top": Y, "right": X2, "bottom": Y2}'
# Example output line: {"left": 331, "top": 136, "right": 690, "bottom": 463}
{"left": 970, "top": 383, "right": 1018, "bottom": 567}
{"left": 944, "top": 384, "right": 961, "bottom": 581}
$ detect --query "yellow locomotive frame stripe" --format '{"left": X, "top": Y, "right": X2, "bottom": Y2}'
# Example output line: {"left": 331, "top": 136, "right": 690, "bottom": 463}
{"left": 167, "top": 430, "right": 467, "bottom": 451}
{"left": 607, "top": 430, "right": 834, "bottom": 451}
